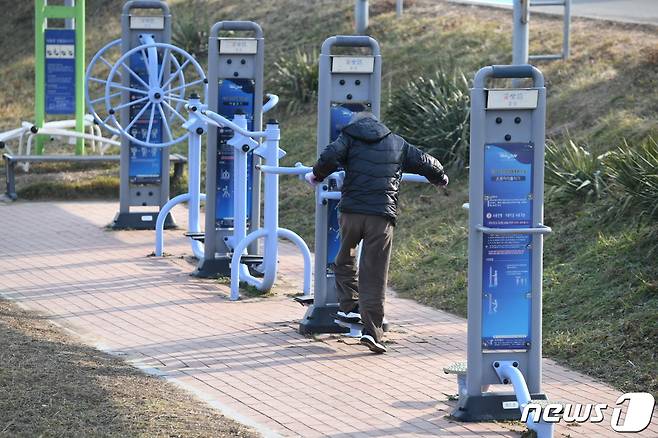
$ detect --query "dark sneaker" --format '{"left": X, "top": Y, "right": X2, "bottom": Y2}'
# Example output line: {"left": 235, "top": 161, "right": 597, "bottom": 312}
{"left": 360, "top": 334, "right": 387, "bottom": 354}
{"left": 336, "top": 306, "right": 361, "bottom": 323}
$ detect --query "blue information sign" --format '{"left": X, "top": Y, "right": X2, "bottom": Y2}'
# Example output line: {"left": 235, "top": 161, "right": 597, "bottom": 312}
{"left": 325, "top": 105, "right": 353, "bottom": 268}
{"left": 215, "top": 79, "right": 255, "bottom": 228}
{"left": 45, "top": 29, "right": 76, "bottom": 115}
{"left": 481, "top": 143, "right": 534, "bottom": 350}
{"left": 128, "top": 52, "right": 162, "bottom": 182}
{"left": 325, "top": 104, "right": 364, "bottom": 271}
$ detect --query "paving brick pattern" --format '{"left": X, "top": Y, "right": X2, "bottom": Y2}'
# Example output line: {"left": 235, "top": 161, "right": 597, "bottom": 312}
{"left": 0, "top": 201, "right": 655, "bottom": 437}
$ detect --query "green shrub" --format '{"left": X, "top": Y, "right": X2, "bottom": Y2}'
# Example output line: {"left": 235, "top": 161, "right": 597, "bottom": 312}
{"left": 385, "top": 71, "right": 470, "bottom": 169}
{"left": 604, "top": 138, "right": 658, "bottom": 219}
{"left": 271, "top": 48, "right": 319, "bottom": 114}
{"left": 172, "top": 0, "right": 209, "bottom": 58}
{"left": 544, "top": 139, "right": 608, "bottom": 201}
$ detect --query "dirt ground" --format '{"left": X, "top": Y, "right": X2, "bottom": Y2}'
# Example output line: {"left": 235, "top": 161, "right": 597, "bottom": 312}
{"left": 0, "top": 299, "right": 259, "bottom": 437}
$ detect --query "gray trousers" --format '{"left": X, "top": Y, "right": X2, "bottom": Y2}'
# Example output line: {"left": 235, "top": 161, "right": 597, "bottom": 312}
{"left": 334, "top": 212, "right": 394, "bottom": 343}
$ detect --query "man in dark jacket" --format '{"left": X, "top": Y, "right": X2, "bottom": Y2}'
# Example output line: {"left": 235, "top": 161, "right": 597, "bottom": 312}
{"left": 305, "top": 112, "right": 448, "bottom": 353}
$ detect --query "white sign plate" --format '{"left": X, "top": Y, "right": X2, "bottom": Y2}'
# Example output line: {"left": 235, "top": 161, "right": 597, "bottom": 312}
{"left": 130, "top": 16, "right": 165, "bottom": 30}
{"left": 331, "top": 56, "right": 374, "bottom": 74}
{"left": 487, "top": 89, "right": 538, "bottom": 110}
{"left": 46, "top": 44, "right": 75, "bottom": 59}
{"left": 219, "top": 38, "right": 258, "bottom": 54}
{"left": 502, "top": 401, "right": 520, "bottom": 410}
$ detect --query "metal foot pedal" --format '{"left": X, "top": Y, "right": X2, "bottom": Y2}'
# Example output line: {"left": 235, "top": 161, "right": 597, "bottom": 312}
{"left": 444, "top": 362, "right": 468, "bottom": 398}
{"left": 184, "top": 231, "right": 205, "bottom": 242}
{"left": 443, "top": 361, "right": 467, "bottom": 375}
{"left": 333, "top": 318, "right": 363, "bottom": 337}
{"left": 293, "top": 296, "right": 314, "bottom": 306}
{"left": 239, "top": 255, "right": 264, "bottom": 267}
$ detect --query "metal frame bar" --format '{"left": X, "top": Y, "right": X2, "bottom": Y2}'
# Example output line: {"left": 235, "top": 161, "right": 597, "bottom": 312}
{"left": 35, "top": 0, "right": 86, "bottom": 155}
{"left": 513, "top": 0, "right": 571, "bottom": 65}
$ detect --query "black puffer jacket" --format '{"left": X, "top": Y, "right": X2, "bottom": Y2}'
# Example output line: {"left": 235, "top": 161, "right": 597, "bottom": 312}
{"left": 312, "top": 116, "right": 446, "bottom": 224}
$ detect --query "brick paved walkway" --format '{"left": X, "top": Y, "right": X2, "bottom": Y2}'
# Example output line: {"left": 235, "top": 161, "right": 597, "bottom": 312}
{"left": 0, "top": 201, "right": 655, "bottom": 437}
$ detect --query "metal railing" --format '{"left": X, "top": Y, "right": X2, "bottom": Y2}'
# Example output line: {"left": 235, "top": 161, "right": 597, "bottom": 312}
{"left": 513, "top": 0, "right": 571, "bottom": 65}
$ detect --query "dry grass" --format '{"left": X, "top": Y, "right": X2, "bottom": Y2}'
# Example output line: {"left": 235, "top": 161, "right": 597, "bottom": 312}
{"left": 0, "top": 299, "right": 259, "bottom": 437}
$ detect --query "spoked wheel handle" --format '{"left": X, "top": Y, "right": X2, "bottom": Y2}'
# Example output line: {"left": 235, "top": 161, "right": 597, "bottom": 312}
{"left": 96, "top": 42, "right": 207, "bottom": 148}
{"left": 85, "top": 39, "right": 123, "bottom": 137}
{"left": 85, "top": 39, "right": 192, "bottom": 138}
{"left": 86, "top": 39, "right": 191, "bottom": 139}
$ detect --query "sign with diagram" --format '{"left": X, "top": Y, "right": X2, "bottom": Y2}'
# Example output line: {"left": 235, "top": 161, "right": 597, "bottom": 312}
{"left": 128, "top": 52, "right": 162, "bottom": 182}
{"left": 215, "top": 79, "right": 255, "bottom": 228}
{"left": 481, "top": 143, "right": 534, "bottom": 350}
{"left": 45, "top": 29, "right": 76, "bottom": 115}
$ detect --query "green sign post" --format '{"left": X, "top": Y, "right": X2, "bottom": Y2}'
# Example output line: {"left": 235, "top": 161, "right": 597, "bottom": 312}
{"left": 34, "top": 0, "right": 86, "bottom": 155}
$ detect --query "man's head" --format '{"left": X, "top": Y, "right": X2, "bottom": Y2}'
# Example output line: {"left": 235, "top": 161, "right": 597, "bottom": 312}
{"left": 349, "top": 111, "right": 377, "bottom": 124}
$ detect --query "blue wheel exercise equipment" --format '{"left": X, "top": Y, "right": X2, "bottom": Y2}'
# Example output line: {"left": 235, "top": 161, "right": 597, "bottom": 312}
{"left": 87, "top": 36, "right": 207, "bottom": 256}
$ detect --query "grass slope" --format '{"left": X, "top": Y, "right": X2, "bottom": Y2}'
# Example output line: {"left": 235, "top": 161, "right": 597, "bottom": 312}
{"left": 0, "top": 300, "right": 258, "bottom": 437}
{"left": 0, "top": 0, "right": 655, "bottom": 395}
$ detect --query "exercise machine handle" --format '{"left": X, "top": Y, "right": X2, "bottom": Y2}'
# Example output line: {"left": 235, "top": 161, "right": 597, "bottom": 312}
{"left": 210, "top": 21, "right": 264, "bottom": 39}
{"left": 262, "top": 94, "right": 279, "bottom": 114}
{"left": 321, "top": 35, "right": 381, "bottom": 56}
{"left": 122, "top": 0, "right": 170, "bottom": 14}
{"left": 473, "top": 64, "right": 544, "bottom": 88}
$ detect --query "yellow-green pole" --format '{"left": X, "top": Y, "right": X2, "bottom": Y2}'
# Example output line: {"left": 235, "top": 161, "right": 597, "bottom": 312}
{"left": 34, "top": 0, "right": 86, "bottom": 155}
{"left": 34, "top": 0, "right": 46, "bottom": 154}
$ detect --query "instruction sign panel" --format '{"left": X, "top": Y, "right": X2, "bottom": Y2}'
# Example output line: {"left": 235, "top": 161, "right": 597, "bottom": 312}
{"left": 45, "top": 29, "right": 76, "bottom": 115}
{"left": 215, "top": 79, "right": 255, "bottom": 228}
{"left": 481, "top": 143, "right": 533, "bottom": 350}
{"left": 325, "top": 105, "right": 362, "bottom": 272}
{"left": 128, "top": 52, "right": 162, "bottom": 182}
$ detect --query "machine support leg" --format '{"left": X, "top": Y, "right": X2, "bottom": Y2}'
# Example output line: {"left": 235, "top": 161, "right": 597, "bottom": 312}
{"left": 493, "top": 361, "right": 554, "bottom": 438}
{"left": 5, "top": 159, "right": 17, "bottom": 200}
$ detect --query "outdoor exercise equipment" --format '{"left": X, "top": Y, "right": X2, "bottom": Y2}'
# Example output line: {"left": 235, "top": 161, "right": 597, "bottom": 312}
{"left": 444, "top": 64, "right": 554, "bottom": 438}
{"left": 0, "top": 0, "right": 114, "bottom": 159}
{"left": 294, "top": 35, "right": 382, "bottom": 334}
{"left": 292, "top": 35, "right": 429, "bottom": 335}
{"left": 225, "top": 115, "right": 313, "bottom": 301}
{"left": 87, "top": 0, "right": 196, "bottom": 230}
{"left": 195, "top": 21, "right": 267, "bottom": 278}
{"left": 87, "top": 1, "right": 208, "bottom": 238}
{"left": 35, "top": 0, "right": 86, "bottom": 154}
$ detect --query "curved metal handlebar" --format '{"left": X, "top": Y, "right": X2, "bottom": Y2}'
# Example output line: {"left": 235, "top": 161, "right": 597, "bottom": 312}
{"left": 321, "top": 35, "right": 381, "bottom": 56}
{"left": 473, "top": 64, "right": 544, "bottom": 88}
{"left": 262, "top": 93, "right": 279, "bottom": 114}
{"left": 491, "top": 65, "right": 536, "bottom": 79}
{"left": 258, "top": 163, "right": 430, "bottom": 184}
{"left": 210, "top": 20, "right": 264, "bottom": 38}
{"left": 122, "top": 0, "right": 170, "bottom": 14}
{"left": 258, "top": 163, "right": 310, "bottom": 175}
{"left": 200, "top": 109, "right": 266, "bottom": 138}
{"left": 401, "top": 174, "right": 429, "bottom": 183}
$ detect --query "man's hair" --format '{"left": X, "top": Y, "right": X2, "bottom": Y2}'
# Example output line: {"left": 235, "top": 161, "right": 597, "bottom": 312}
{"left": 349, "top": 111, "right": 377, "bottom": 123}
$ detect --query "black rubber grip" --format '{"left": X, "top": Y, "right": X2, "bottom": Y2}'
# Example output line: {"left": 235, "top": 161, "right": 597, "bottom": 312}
{"left": 491, "top": 64, "right": 535, "bottom": 79}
